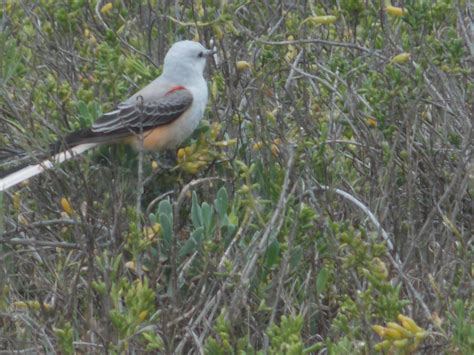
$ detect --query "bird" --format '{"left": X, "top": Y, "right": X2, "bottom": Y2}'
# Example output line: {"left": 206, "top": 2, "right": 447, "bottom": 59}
{"left": 0, "top": 40, "right": 215, "bottom": 191}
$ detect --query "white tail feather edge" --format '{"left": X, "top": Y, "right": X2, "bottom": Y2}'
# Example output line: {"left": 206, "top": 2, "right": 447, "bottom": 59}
{"left": 0, "top": 143, "right": 98, "bottom": 191}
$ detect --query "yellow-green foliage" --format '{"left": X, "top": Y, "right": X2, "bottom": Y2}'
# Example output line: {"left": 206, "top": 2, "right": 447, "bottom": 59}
{"left": 0, "top": 0, "right": 471, "bottom": 353}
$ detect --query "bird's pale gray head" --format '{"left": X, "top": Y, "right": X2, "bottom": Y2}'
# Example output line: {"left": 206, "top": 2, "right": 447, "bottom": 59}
{"left": 163, "top": 40, "right": 214, "bottom": 80}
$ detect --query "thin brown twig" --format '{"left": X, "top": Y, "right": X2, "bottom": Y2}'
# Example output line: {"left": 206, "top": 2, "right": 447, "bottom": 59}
{"left": 253, "top": 37, "right": 388, "bottom": 60}
{"left": 0, "top": 237, "right": 81, "bottom": 249}
{"left": 229, "top": 144, "right": 296, "bottom": 321}
{"left": 264, "top": 190, "right": 302, "bottom": 351}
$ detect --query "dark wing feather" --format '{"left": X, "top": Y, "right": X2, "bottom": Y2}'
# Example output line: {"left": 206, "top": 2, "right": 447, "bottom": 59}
{"left": 91, "top": 89, "right": 193, "bottom": 135}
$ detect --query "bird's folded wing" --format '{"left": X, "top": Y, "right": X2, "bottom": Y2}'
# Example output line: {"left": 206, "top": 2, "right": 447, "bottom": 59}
{"left": 91, "top": 88, "right": 193, "bottom": 134}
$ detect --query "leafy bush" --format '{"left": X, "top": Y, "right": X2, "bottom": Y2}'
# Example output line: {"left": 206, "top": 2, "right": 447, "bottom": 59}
{"left": 0, "top": 0, "right": 471, "bottom": 353}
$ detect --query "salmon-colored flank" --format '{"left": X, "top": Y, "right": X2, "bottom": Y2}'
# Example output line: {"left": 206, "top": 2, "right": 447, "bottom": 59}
{"left": 124, "top": 123, "right": 179, "bottom": 151}
{"left": 165, "top": 85, "right": 186, "bottom": 95}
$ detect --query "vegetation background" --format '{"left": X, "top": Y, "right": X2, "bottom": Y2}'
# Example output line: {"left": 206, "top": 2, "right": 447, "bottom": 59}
{"left": 0, "top": 0, "right": 472, "bottom": 353}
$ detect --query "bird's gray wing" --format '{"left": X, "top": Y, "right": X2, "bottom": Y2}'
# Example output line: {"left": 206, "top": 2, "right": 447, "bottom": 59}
{"left": 91, "top": 88, "right": 193, "bottom": 135}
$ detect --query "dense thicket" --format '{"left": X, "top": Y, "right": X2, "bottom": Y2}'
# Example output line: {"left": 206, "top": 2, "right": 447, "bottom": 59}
{"left": 0, "top": 1, "right": 472, "bottom": 353}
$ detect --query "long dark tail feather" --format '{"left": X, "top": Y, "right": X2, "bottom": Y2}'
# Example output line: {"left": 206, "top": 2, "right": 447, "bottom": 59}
{"left": 0, "top": 147, "right": 27, "bottom": 160}
{"left": 0, "top": 130, "right": 91, "bottom": 178}
{"left": 0, "top": 141, "right": 99, "bottom": 191}
{"left": 0, "top": 128, "right": 110, "bottom": 190}
{"left": 0, "top": 128, "right": 133, "bottom": 190}
{"left": 50, "top": 128, "right": 131, "bottom": 154}
{"left": 49, "top": 128, "right": 93, "bottom": 155}
{"left": 0, "top": 146, "right": 43, "bottom": 178}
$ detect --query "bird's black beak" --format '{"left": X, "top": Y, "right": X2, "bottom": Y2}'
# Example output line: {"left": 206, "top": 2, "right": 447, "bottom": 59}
{"left": 204, "top": 49, "right": 216, "bottom": 56}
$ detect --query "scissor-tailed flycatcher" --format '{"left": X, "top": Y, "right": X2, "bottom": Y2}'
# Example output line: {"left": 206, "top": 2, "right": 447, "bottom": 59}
{"left": 0, "top": 40, "right": 214, "bottom": 191}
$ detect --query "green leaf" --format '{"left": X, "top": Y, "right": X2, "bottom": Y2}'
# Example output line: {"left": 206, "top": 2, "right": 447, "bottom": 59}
{"left": 201, "top": 202, "right": 214, "bottom": 236}
{"left": 143, "top": 331, "right": 164, "bottom": 351}
{"left": 228, "top": 211, "right": 239, "bottom": 225}
{"left": 222, "top": 224, "right": 237, "bottom": 246}
{"left": 191, "top": 192, "right": 203, "bottom": 228}
{"left": 158, "top": 199, "right": 173, "bottom": 218}
{"left": 158, "top": 199, "right": 173, "bottom": 226}
{"left": 316, "top": 267, "right": 330, "bottom": 294}
{"left": 148, "top": 212, "right": 157, "bottom": 224}
{"left": 289, "top": 245, "right": 303, "bottom": 271}
{"left": 76, "top": 100, "right": 88, "bottom": 119}
{"left": 111, "top": 254, "right": 122, "bottom": 278}
{"left": 54, "top": 322, "right": 74, "bottom": 355}
{"left": 0, "top": 33, "right": 21, "bottom": 85}
{"left": 159, "top": 213, "right": 172, "bottom": 250}
{"left": 88, "top": 100, "right": 102, "bottom": 120}
{"left": 265, "top": 238, "right": 280, "bottom": 267}
{"left": 214, "top": 186, "right": 228, "bottom": 220}
{"left": 178, "top": 227, "right": 204, "bottom": 257}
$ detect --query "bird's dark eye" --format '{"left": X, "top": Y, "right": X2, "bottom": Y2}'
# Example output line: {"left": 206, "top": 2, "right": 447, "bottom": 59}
{"left": 198, "top": 51, "right": 204, "bottom": 58}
